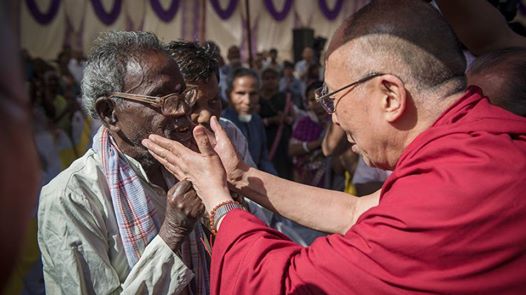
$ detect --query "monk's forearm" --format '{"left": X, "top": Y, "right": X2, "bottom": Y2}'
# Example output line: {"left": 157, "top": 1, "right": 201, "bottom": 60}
{"left": 228, "top": 164, "right": 360, "bottom": 234}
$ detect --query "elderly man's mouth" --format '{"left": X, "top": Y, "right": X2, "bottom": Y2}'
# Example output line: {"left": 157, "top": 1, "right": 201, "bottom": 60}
{"left": 167, "top": 127, "right": 193, "bottom": 142}
{"left": 166, "top": 126, "right": 201, "bottom": 152}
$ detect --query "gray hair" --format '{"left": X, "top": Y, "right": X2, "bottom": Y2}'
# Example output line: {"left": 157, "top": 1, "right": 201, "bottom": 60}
{"left": 81, "top": 31, "right": 167, "bottom": 118}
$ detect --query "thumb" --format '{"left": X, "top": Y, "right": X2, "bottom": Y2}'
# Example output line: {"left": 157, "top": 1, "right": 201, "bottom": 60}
{"left": 193, "top": 125, "right": 215, "bottom": 156}
{"left": 210, "top": 116, "right": 229, "bottom": 144}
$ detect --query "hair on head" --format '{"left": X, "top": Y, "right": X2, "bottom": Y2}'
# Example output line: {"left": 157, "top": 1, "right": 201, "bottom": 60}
{"left": 226, "top": 67, "right": 260, "bottom": 96}
{"left": 329, "top": 0, "right": 467, "bottom": 93}
{"left": 165, "top": 40, "right": 220, "bottom": 83}
{"left": 81, "top": 31, "right": 167, "bottom": 118}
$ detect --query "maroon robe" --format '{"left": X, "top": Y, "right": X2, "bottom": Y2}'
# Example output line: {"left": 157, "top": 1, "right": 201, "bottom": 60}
{"left": 211, "top": 87, "right": 526, "bottom": 294}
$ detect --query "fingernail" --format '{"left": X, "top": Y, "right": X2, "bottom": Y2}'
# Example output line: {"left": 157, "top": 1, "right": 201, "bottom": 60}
{"left": 194, "top": 126, "right": 205, "bottom": 136}
{"left": 142, "top": 139, "right": 149, "bottom": 147}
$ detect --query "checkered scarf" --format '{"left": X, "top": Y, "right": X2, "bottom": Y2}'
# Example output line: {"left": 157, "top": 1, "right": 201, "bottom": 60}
{"left": 93, "top": 127, "right": 210, "bottom": 294}
{"left": 93, "top": 127, "right": 159, "bottom": 266}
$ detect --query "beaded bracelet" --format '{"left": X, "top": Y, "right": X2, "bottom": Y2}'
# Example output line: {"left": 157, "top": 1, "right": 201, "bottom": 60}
{"left": 209, "top": 200, "right": 244, "bottom": 235}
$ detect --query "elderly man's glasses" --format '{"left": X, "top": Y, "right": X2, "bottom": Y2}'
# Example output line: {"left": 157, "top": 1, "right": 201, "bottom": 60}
{"left": 110, "top": 86, "right": 198, "bottom": 115}
{"left": 315, "top": 72, "right": 384, "bottom": 114}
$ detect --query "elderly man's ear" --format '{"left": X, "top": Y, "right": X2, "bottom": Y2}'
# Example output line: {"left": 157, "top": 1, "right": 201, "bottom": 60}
{"left": 378, "top": 74, "right": 407, "bottom": 123}
{"left": 95, "top": 96, "right": 120, "bottom": 132}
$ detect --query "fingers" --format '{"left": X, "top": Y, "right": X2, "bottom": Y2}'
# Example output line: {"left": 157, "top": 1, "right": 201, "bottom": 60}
{"left": 148, "top": 149, "right": 185, "bottom": 180}
{"left": 202, "top": 125, "right": 217, "bottom": 147}
{"left": 180, "top": 189, "right": 205, "bottom": 217}
{"left": 145, "top": 134, "right": 185, "bottom": 155}
{"left": 210, "top": 116, "right": 229, "bottom": 143}
{"left": 142, "top": 135, "right": 194, "bottom": 180}
{"left": 187, "top": 190, "right": 205, "bottom": 216}
{"left": 169, "top": 180, "right": 192, "bottom": 198}
{"left": 193, "top": 125, "right": 215, "bottom": 156}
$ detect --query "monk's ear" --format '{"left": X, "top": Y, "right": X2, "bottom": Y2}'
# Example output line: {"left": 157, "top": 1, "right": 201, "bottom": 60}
{"left": 95, "top": 96, "right": 120, "bottom": 132}
{"left": 378, "top": 74, "right": 407, "bottom": 123}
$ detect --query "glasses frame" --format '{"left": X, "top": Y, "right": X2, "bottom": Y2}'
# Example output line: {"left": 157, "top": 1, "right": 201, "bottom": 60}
{"left": 315, "top": 72, "right": 385, "bottom": 114}
{"left": 110, "top": 86, "right": 198, "bottom": 115}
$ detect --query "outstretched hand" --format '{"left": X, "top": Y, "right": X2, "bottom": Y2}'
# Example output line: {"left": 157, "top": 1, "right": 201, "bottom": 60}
{"left": 142, "top": 120, "right": 232, "bottom": 212}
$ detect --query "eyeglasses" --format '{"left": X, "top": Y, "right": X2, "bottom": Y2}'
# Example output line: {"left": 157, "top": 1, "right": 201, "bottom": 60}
{"left": 110, "top": 86, "right": 198, "bottom": 115}
{"left": 315, "top": 72, "right": 385, "bottom": 114}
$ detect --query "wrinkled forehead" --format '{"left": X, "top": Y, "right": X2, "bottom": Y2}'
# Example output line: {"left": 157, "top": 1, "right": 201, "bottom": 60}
{"left": 126, "top": 51, "right": 179, "bottom": 79}
{"left": 324, "top": 42, "right": 358, "bottom": 89}
{"left": 124, "top": 51, "right": 184, "bottom": 93}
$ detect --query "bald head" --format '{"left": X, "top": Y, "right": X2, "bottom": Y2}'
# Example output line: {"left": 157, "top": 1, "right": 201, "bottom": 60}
{"left": 327, "top": 0, "right": 466, "bottom": 93}
{"left": 467, "top": 47, "right": 526, "bottom": 117}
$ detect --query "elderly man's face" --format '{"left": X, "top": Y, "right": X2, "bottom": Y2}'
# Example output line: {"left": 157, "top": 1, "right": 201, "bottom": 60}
{"left": 114, "top": 51, "right": 195, "bottom": 166}
{"left": 325, "top": 46, "right": 385, "bottom": 168}
{"left": 188, "top": 74, "right": 222, "bottom": 130}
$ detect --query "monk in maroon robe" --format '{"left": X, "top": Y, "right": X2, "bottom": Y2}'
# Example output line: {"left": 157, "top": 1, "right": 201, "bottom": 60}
{"left": 143, "top": 0, "right": 526, "bottom": 293}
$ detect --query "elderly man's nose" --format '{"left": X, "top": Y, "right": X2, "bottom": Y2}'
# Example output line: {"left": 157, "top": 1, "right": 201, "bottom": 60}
{"left": 164, "top": 100, "right": 190, "bottom": 117}
{"left": 172, "top": 114, "right": 195, "bottom": 127}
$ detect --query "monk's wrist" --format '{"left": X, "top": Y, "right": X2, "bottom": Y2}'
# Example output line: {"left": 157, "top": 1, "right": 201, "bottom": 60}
{"left": 208, "top": 200, "right": 245, "bottom": 234}
{"left": 204, "top": 191, "right": 233, "bottom": 214}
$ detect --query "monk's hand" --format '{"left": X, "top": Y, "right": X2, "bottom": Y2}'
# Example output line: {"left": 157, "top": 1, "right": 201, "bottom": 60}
{"left": 143, "top": 124, "right": 232, "bottom": 213}
{"left": 207, "top": 116, "right": 250, "bottom": 187}
{"left": 159, "top": 180, "right": 204, "bottom": 252}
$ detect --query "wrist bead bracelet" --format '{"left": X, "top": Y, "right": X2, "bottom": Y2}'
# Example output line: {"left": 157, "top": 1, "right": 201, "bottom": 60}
{"left": 209, "top": 200, "right": 245, "bottom": 235}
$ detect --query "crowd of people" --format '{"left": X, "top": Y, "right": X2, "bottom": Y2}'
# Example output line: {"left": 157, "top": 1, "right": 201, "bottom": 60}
{"left": 2, "top": 0, "right": 526, "bottom": 294}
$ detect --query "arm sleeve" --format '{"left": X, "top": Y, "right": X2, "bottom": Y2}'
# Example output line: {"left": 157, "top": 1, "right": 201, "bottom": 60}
{"left": 38, "top": 188, "right": 193, "bottom": 295}
{"left": 211, "top": 210, "right": 386, "bottom": 294}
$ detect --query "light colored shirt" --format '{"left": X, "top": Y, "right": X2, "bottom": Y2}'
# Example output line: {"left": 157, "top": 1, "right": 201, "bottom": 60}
{"left": 220, "top": 118, "right": 274, "bottom": 225}
{"left": 220, "top": 118, "right": 256, "bottom": 167}
{"left": 37, "top": 119, "right": 262, "bottom": 294}
{"left": 38, "top": 149, "right": 194, "bottom": 295}
{"left": 352, "top": 156, "right": 392, "bottom": 184}
{"left": 221, "top": 108, "right": 277, "bottom": 175}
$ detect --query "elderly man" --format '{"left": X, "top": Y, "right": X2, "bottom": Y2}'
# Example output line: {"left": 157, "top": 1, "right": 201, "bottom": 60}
{"left": 38, "top": 32, "right": 209, "bottom": 294}
{"left": 143, "top": 0, "right": 526, "bottom": 294}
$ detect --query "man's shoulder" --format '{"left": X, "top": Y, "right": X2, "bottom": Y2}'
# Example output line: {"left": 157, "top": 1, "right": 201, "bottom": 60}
{"left": 221, "top": 107, "right": 236, "bottom": 121}
{"left": 40, "top": 149, "right": 104, "bottom": 209}
{"left": 219, "top": 117, "right": 236, "bottom": 129}
{"left": 220, "top": 116, "right": 249, "bottom": 140}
